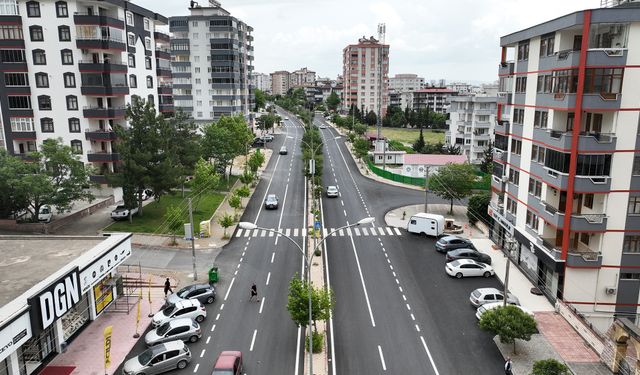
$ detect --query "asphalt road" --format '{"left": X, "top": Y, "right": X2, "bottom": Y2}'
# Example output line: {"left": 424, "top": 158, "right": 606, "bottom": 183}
{"left": 315, "top": 115, "right": 505, "bottom": 374}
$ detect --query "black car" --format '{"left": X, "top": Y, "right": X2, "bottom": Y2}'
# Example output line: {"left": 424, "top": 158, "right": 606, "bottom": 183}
{"left": 265, "top": 194, "right": 279, "bottom": 209}
{"left": 252, "top": 138, "right": 265, "bottom": 147}
{"left": 434, "top": 235, "right": 475, "bottom": 253}
{"left": 445, "top": 248, "right": 492, "bottom": 265}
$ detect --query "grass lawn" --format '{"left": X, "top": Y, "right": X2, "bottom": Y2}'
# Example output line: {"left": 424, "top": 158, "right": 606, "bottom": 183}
{"left": 105, "top": 192, "right": 225, "bottom": 234}
{"left": 367, "top": 127, "right": 445, "bottom": 145}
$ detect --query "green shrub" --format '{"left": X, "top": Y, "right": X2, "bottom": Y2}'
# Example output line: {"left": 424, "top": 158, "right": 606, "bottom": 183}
{"left": 531, "top": 359, "right": 570, "bottom": 375}
{"left": 305, "top": 331, "right": 324, "bottom": 353}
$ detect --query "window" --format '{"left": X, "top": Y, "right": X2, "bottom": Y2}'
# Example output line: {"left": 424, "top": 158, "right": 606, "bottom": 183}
{"left": 61, "top": 49, "right": 73, "bottom": 65}
{"left": 29, "top": 25, "right": 43, "bottom": 41}
{"left": 584, "top": 68, "right": 624, "bottom": 95}
{"left": 127, "top": 33, "right": 135, "bottom": 47}
{"left": 145, "top": 57, "right": 151, "bottom": 69}
{"left": 145, "top": 37, "right": 151, "bottom": 50}
{"left": 38, "top": 95, "right": 51, "bottom": 110}
{"left": 508, "top": 169, "right": 520, "bottom": 186}
{"left": 515, "top": 77, "right": 527, "bottom": 93}
{"left": 623, "top": 236, "right": 640, "bottom": 253}
{"left": 126, "top": 11, "right": 134, "bottom": 26}
{"left": 68, "top": 118, "right": 80, "bottom": 133}
{"left": 32, "top": 49, "right": 46, "bottom": 65}
{"left": 63, "top": 72, "right": 75, "bottom": 88}
{"left": 584, "top": 194, "right": 594, "bottom": 209}
{"left": 35, "top": 72, "right": 48, "bottom": 87}
{"left": 146, "top": 76, "right": 153, "bottom": 88}
{"left": 533, "top": 111, "right": 548, "bottom": 128}
{"left": 70, "top": 140, "right": 82, "bottom": 154}
{"left": 4, "top": 73, "right": 28, "bottom": 86}
{"left": 531, "top": 145, "right": 546, "bottom": 164}
{"left": 1, "top": 49, "right": 25, "bottom": 62}
{"left": 526, "top": 210, "right": 538, "bottom": 228}
{"left": 194, "top": 67, "right": 200, "bottom": 73}
{"left": 517, "top": 41, "right": 529, "bottom": 61}
{"left": 539, "top": 33, "right": 555, "bottom": 57}
{"left": 513, "top": 108, "right": 525, "bottom": 124}
{"left": 8, "top": 96, "right": 31, "bottom": 109}
{"left": 580, "top": 233, "right": 590, "bottom": 246}
{"left": 629, "top": 196, "right": 640, "bottom": 215}
{"left": 147, "top": 94, "right": 154, "bottom": 106}
{"left": 26, "top": 1, "right": 40, "bottom": 17}
{"left": 621, "top": 273, "right": 640, "bottom": 280}
{"left": 537, "top": 74, "right": 553, "bottom": 93}
{"left": 506, "top": 198, "right": 517, "bottom": 215}
{"left": 552, "top": 69, "right": 578, "bottom": 94}
{"left": 528, "top": 179, "right": 542, "bottom": 198}
{"left": 128, "top": 54, "right": 135, "bottom": 68}
{"left": 633, "top": 156, "right": 640, "bottom": 175}
{"left": 0, "top": 25, "right": 23, "bottom": 40}
{"left": 192, "top": 21, "right": 198, "bottom": 27}
{"left": 40, "top": 117, "right": 54, "bottom": 132}
{"left": 129, "top": 74, "right": 137, "bottom": 88}
{"left": 510, "top": 139, "right": 522, "bottom": 155}
{"left": 55, "top": 1, "right": 68, "bottom": 17}
{"left": 143, "top": 18, "right": 150, "bottom": 31}
{"left": 58, "top": 26, "right": 71, "bottom": 41}
{"left": 66, "top": 95, "right": 78, "bottom": 110}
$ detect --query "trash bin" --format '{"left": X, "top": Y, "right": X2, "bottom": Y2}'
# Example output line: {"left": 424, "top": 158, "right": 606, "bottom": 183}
{"left": 208, "top": 266, "right": 219, "bottom": 284}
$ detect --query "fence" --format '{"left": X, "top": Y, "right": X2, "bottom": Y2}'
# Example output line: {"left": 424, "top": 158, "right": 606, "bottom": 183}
{"left": 366, "top": 158, "right": 490, "bottom": 190}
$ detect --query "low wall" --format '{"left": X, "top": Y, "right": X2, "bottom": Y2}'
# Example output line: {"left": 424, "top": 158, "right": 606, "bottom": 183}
{"left": 555, "top": 300, "right": 605, "bottom": 354}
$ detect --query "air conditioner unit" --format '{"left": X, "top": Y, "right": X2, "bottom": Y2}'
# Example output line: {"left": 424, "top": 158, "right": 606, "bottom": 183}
{"left": 605, "top": 287, "right": 617, "bottom": 295}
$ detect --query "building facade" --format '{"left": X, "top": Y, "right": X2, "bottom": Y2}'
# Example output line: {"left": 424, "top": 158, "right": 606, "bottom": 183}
{"left": 0, "top": 0, "right": 172, "bottom": 184}
{"left": 250, "top": 72, "right": 270, "bottom": 93}
{"left": 489, "top": 2, "right": 640, "bottom": 332}
{"left": 342, "top": 36, "right": 389, "bottom": 116}
{"left": 290, "top": 67, "right": 315, "bottom": 88}
{"left": 412, "top": 88, "right": 457, "bottom": 114}
{"left": 168, "top": 0, "right": 254, "bottom": 125}
{"left": 270, "top": 70, "right": 289, "bottom": 96}
{"left": 446, "top": 96, "right": 497, "bottom": 164}
{"left": 389, "top": 73, "right": 424, "bottom": 92}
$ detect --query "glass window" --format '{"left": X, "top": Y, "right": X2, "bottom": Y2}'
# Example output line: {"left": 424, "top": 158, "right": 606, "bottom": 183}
{"left": 623, "top": 236, "right": 640, "bottom": 253}
{"left": 38, "top": 95, "right": 51, "bottom": 110}
{"left": 30, "top": 25, "right": 43, "bottom": 41}
{"left": 32, "top": 49, "right": 46, "bottom": 65}
{"left": 584, "top": 194, "right": 594, "bottom": 209}
{"left": 145, "top": 37, "right": 151, "bottom": 50}
{"left": 526, "top": 210, "right": 538, "bottom": 228}
{"left": 510, "top": 139, "right": 522, "bottom": 155}
{"left": 126, "top": 11, "right": 134, "bottom": 26}
{"left": 63, "top": 72, "right": 75, "bottom": 88}
{"left": 61, "top": 49, "right": 73, "bottom": 65}
{"left": 7, "top": 96, "right": 31, "bottom": 109}
{"left": 127, "top": 33, "right": 135, "bottom": 47}
{"left": 517, "top": 41, "right": 529, "bottom": 61}
{"left": 629, "top": 196, "right": 640, "bottom": 215}
{"left": 128, "top": 54, "right": 135, "bottom": 68}
{"left": 539, "top": 33, "right": 555, "bottom": 57}
{"left": 35, "top": 72, "right": 48, "bottom": 88}
{"left": 129, "top": 74, "right": 137, "bottom": 88}
{"left": 26, "top": 1, "right": 40, "bottom": 17}
{"left": 145, "top": 57, "right": 151, "bottom": 69}
{"left": 4, "top": 72, "right": 28, "bottom": 86}
{"left": 41, "top": 117, "right": 54, "bottom": 132}
{"left": 508, "top": 169, "right": 520, "bottom": 186}
{"left": 0, "top": 25, "right": 23, "bottom": 40}
{"left": 70, "top": 140, "right": 82, "bottom": 154}
{"left": 66, "top": 95, "right": 78, "bottom": 110}
{"left": 55, "top": 1, "right": 68, "bottom": 17}
{"left": 146, "top": 76, "right": 153, "bottom": 88}
{"left": 143, "top": 18, "right": 150, "bottom": 31}
{"left": 58, "top": 25, "right": 71, "bottom": 41}
{"left": 68, "top": 118, "right": 80, "bottom": 132}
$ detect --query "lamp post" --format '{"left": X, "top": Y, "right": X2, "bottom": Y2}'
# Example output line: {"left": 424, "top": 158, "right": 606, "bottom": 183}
{"left": 239, "top": 216, "right": 375, "bottom": 375}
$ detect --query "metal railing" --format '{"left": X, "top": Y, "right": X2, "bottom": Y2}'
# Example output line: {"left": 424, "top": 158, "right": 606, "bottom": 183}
{"left": 74, "top": 11, "right": 124, "bottom": 21}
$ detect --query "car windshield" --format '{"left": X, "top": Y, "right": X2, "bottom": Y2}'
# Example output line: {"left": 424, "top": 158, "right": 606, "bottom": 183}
{"left": 156, "top": 322, "right": 171, "bottom": 336}
{"left": 40, "top": 207, "right": 50, "bottom": 214}
{"left": 138, "top": 347, "right": 155, "bottom": 365}
{"left": 162, "top": 305, "right": 176, "bottom": 316}
{"left": 176, "top": 287, "right": 192, "bottom": 298}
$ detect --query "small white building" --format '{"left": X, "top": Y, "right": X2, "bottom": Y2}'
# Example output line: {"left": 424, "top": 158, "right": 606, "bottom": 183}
{"left": 401, "top": 154, "right": 468, "bottom": 177}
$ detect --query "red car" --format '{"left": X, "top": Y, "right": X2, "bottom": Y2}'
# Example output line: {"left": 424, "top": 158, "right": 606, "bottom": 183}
{"left": 212, "top": 351, "right": 242, "bottom": 375}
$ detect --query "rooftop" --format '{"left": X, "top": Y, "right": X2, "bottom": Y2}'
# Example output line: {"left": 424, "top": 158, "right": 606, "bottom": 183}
{"left": 403, "top": 154, "right": 468, "bottom": 165}
{"left": 414, "top": 88, "right": 457, "bottom": 94}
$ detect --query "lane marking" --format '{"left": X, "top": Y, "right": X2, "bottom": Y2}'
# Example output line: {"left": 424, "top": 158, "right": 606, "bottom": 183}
{"left": 411, "top": 314, "right": 415, "bottom": 321}
{"left": 210, "top": 324, "right": 216, "bottom": 332}
{"left": 271, "top": 252, "right": 275, "bottom": 263}
{"left": 236, "top": 229, "right": 243, "bottom": 237}
{"left": 250, "top": 329, "right": 257, "bottom": 351}
{"left": 406, "top": 303, "right": 411, "bottom": 311}
{"left": 200, "top": 349, "right": 205, "bottom": 358}
{"left": 224, "top": 277, "right": 235, "bottom": 301}
{"left": 206, "top": 336, "right": 211, "bottom": 344}
{"left": 416, "top": 324, "right": 421, "bottom": 332}
{"left": 220, "top": 303, "right": 225, "bottom": 310}
{"left": 347, "top": 225, "right": 376, "bottom": 327}
{"left": 215, "top": 313, "right": 220, "bottom": 320}
{"left": 266, "top": 272, "right": 271, "bottom": 285}
{"left": 378, "top": 345, "right": 387, "bottom": 371}
{"left": 193, "top": 364, "right": 199, "bottom": 373}
{"left": 394, "top": 227, "right": 401, "bottom": 235}
{"left": 274, "top": 183, "right": 290, "bottom": 245}
{"left": 259, "top": 297, "right": 265, "bottom": 314}
{"left": 420, "top": 336, "right": 441, "bottom": 375}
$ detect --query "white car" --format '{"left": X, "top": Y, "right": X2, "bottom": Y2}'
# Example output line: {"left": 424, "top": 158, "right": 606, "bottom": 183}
{"left": 326, "top": 186, "right": 339, "bottom": 198}
{"left": 285, "top": 117, "right": 289, "bottom": 120}
{"left": 38, "top": 205, "right": 53, "bottom": 223}
{"left": 445, "top": 259, "right": 494, "bottom": 279}
{"left": 469, "top": 287, "right": 520, "bottom": 308}
{"left": 476, "top": 302, "right": 534, "bottom": 320}
{"left": 319, "top": 124, "right": 327, "bottom": 129}
{"left": 152, "top": 300, "right": 206, "bottom": 327}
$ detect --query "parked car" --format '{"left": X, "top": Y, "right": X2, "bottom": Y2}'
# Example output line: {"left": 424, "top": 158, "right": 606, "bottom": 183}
{"left": 212, "top": 351, "right": 243, "bottom": 375}
{"left": 166, "top": 283, "right": 216, "bottom": 306}
{"left": 122, "top": 340, "right": 191, "bottom": 375}
{"left": 445, "top": 248, "right": 492, "bottom": 265}
{"left": 152, "top": 300, "right": 206, "bottom": 327}
{"left": 110, "top": 205, "right": 139, "bottom": 221}
{"left": 475, "top": 302, "right": 534, "bottom": 320}
{"left": 445, "top": 259, "right": 494, "bottom": 279}
{"left": 145, "top": 318, "right": 201, "bottom": 346}
{"left": 261, "top": 134, "right": 274, "bottom": 142}
{"left": 326, "top": 185, "right": 339, "bottom": 198}
{"left": 434, "top": 235, "right": 475, "bottom": 253}
{"left": 38, "top": 205, "right": 53, "bottom": 223}
{"left": 279, "top": 146, "right": 288, "bottom": 155}
{"left": 264, "top": 194, "right": 279, "bottom": 209}
{"left": 252, "top": 138, "right": 265, "bottom": 147}
{"left": 140, "top": 189, "right": 154, "bottom": 201}
{"left": 469, "top": 287, "right": 520, "bottom": 308}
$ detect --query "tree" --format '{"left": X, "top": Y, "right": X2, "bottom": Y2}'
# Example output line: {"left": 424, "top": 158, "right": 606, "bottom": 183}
{"left": 228, "top": 194, "right": 242, "bottom": 220}
{"left": 531, "top": 359, "right": 570, "bottom": 375}
{"left": 190, "top": 158, "right": 220, "bottom": 211}
{"left": 254, "top": 88, "right": 266, "bottom": 111}
{"left": 467, "top": 193, "right": 491, "bottom": 226}
{"left": 429, "top": 163, "right": 476, "bottom": 213}
{"left": 480, "top": 141, "right": 494, "bottom": 174}
{"left": 326, "top": 91, "right": 340, "bottom": 111}
{"left": 258, "top": 113, "right": 277, "bottom": 133}
{"left": 353, "top": 123, "right": 368, "bottom": 136}
{"left": 164, "top": 205, "right": 185, "bottom": 245}
{"left": 169, "top": 110, "right": 202, "bottom": 179}
{"left": 0, "top": 150, "right": 30, "bottom": 219}
{"left": 286, "top": 274, "right": 334, "bottom": 331}
{"left": 236, "top": 185, "right": 250, "bottom": 198}
{"left": 353, "top": 138, "right": 370, "bottom": 159}
{"left": 413, "top": 128, "right": 426, "bottom": 152}
{"left": 247, "top": 149, "right": 265, "bottom": 175}
{"left": 479, "top": 304, "right": 538, "bottom": 354}
{"left": 218, "top": 213, "right": 234, "bottom": 238}
{"left": 202, "top": 115, "right": 253, "bottom": 179}
{"left": 445, "top": 144, "right": 462, "bottom": 155}
{"left": 365, "top": 110, "right": 377, "bottom": 126}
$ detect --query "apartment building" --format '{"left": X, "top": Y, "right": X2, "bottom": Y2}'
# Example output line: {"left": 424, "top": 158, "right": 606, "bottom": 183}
{"left": 290, "top": 66, "right": 315, "bottom": 88}
{"left": 0, "top": 0, "right": 171, "bottom": 184}
{"left": 342, "top": 36, "right": 389, "bottom": 116}
{"left": 250, "top": 72, "right": 271, "bottom": 93}
{"left": 412, "top": 88, "right": 457, "bottom": 114}
{"left": 270, "top": 70, "right": 289, "bottom": 96}
{"left": 389, "top": 73, "right": 424, "bottom": 92}
{"left": 446, "top": 96, "right": 496, "bottom": 164}
{"left": 168, "top": 0, "right": 254, "bottom": 125}
{"left": 489, "top": 2, "right": 640, "bottom": 332}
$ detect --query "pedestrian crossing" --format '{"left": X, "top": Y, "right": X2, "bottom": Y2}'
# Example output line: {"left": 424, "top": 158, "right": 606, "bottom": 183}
{"left": 234, "top": 226, "right": 403, "bottom": 238}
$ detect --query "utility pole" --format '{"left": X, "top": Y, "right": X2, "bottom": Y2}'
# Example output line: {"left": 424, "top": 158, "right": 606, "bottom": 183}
{"left": 424, "top": 165, "right": 430, "bottom": 213}
{"left": 188, "top": 198, "right": 197, "bottom": 281}
{"left": 503, "top": 239, "right": 516, "bottom": 307}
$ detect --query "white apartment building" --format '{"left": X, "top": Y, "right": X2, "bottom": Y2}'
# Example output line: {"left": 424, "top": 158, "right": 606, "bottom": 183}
{"left": 0, "top": 0, "right": 172, "bottom": 185}
{"left": 389, "top": 73, "right": 424, "bottom": 92}
{"left": 412, "top": 88, "right": 457, "bottom": 114}
{"left": 250, "top": 72, "right": 271, "bottom": 93}
{"left": 270, "top": 70, "right": 289, "bottom": 96}
{"left": 342, "top": 36, "right": 389, "bottom": 116}
{"left": 290, "top": 67, "right": 315, "bottom": 88}
{"left": 446, "top": 96, "right": 496, "bottom": 164}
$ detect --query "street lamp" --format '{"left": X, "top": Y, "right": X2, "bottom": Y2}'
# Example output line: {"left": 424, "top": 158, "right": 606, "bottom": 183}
{"left": 239, "top": 216, "right": 375, "bottom": 375}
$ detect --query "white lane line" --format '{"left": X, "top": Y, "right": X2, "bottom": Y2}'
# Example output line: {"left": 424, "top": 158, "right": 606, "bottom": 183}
{"left": 206, "top": 336, "right": 211, "bottom": 344}
{"left": 399, "top": 286, "right": 403, "bottom": 293}
{"left": 338, "top": 229, "right": 344, "bottom": 236}
{"left": 354, "top": 228, "right": 361, "bottom": 236}
{"left": 343, "top": 209, "right": 347, "bottom": 217}
{"left": 259, "top": 297, "right": 265, "bottom": 314}
{"left": 236, "top": 229, "right": 243, "bottom": 237}
{"left": 193, "top": 364, "right": 199, "bottom": 373}
{"left": 239, "top": 257, "right": 243, "bottom": 263}
{"left": 271, "top": 252, "right": 275, "bottom": 263}
{"left": 260, "top": 229, "right": 266, "bottom": 237}
{"left": 394, "top": 227, "right": 402, "bottom": 235}
{"left": 285, "top": 228, "right": 291, "bottom": 236}
{"left": 361, "top": 227, "right": 368, "bottom": 236}
{"left": 347, "top": 225, "right": 376, "bottom": 327}
{"left": 252, "top": 230, "right": 258, "bottom": 237}
{"left": 386, "top": 227, "right": 393, "bottom": 235}
{"left": 378, "top": 227, "right": 386, "bottom": 236}
{"left": 215, "top": 313, "right": 220, "bottom": 320}
{"left": 274, "top": 184, "right": 290, "bottom": 245}
{"left": 415, "top": 324, "right": 421, "bottom": 332}
{"left": 234, "top": 270, "right": 238, "bottom": 276}
{"left": 237, "top": 263, "right": 241, "bottom": 269}
{"left": 293, "top": 228, "right": 299, "bottom": 237}
{"left": 243, "top": 230, "right": 250, "bottom": 238}
{"left": 220, "top": 303, "right": 225, "bottom": 311}
{"left": 210, "top": 324, "right": 216, "bottom": 332}
{"left": 341, "top": 200, "right": 344, "bottom": 206}
{"left": 266, "top": 272, "right": 271, "bottom": 285}
{"left": 224, "top": 277, "right": 235, "bottom": 301}
{"left": 253, "top": 138, "right": 284, "bottom": 225}
{"left": 250, "top": 329, "right": 258, "bottom": 351}
{"left": 420, "top": 336, "right": 441, "bottom": 375}
{"left": 406, "top": 303, "right": 411, "bottom": 311}
{"left": 411, "top": 314, "right": 415, "bottom": 321}
{"left": 200, "top": 349, "right": 205, "bottom": 358}
{"left": 269, "top": 231, "right": 274, "bottom": 237}
{"left": 378, "top": 345, "right": 387, "bottom": 371}
{"left": 402, "top": 294, "right": 407, "bottom": 301}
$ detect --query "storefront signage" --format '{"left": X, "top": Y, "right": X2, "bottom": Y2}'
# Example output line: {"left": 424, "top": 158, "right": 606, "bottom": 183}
{"left": 488, "top": 205, "right": 514, "bottom": 236}
{"left": 0, "top": 313, "right": 32, "bottom": 362}
{"left": 29, "top": 268, "right": 81, "bottom": 333}
{"left": 80, "top": 240, "right": 131, "bottom": 293}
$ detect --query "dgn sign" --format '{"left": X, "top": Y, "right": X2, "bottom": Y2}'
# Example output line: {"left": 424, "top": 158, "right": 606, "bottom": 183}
{"left": 29, "top": 269, "right": 81, "bottom": 332}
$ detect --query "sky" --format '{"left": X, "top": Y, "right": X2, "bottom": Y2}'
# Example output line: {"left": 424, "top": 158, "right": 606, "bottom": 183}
{"left": 136, "top": 0, "right": 602, "bottom": 83}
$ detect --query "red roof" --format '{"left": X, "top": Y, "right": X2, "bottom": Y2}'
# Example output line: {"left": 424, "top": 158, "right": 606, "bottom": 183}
{"left": 403, "top": 154, "right": 467, "bottom": 166}
{"left": 414, "top": 88, "right": 457, "bottom": 93}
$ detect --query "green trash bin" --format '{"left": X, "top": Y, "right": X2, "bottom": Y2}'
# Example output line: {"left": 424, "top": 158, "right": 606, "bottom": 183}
{"left": 208, "top": 266, "right": 219, "bottom": 284}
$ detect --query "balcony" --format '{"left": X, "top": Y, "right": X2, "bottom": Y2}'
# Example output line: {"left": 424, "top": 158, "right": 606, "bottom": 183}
{"left": 157, "top": 85, "right": 172, "bottom": 95}
{"left": 473, "top": 132, "right": 491, "bottom": 141}
{"left": 586, "top": 48, "right": 627, "bottom": 67}
{"left": 539, "top": 238, "right": 602, "bottom": 267}
{"left": 155, "top": 48, "right": 171, "bottom": 60}
{"left": 81, "top": 84, "right": 129, "bottom": 96}
{"left": 87, "top": 152, "right": 120, "bottom": 162}
{"left": 159, "top": 104, "right": 175, "bottom": 113}
{"left": 532, "top": 128, "right": 617, "bottom": 152}
{"left": 11, "top": 131, "right": 36, "bottom": 140}
{"left": 154, "top": 31, "right": 170, "bottom": 43}
{"left": 493, "top": 149, "right": 507, "bottom": 163}
{"left": 498, "top": 61, "right": 514, "bottom": 76}
{"left": 76, "top": 37, "right": 126, "bottom": 51}
{"left": 85, "top": 131, "right": 117, "bottom": 141}
{"left": 528, "top": 195, "right": 608, "bottom": 232}
{"left": 538, "top": 50, "right": 580, "bottom": 71}
{"left": 530, "top": 161, "right": 611, "bottom": 193}
{"left": 73, "top": 13, "right": 125, "bottom": 29}
{"left": 495, "top": 120, "right": 509, "bottom": 135}
{"left": 78, "top": 60, "right": 127, "bottom": 73}
{"left": 582, "top": 93, "right": 621, "bottom": 111}
{"left": 537, "top": 93, "right": 576, "bottom": 110}
{"left": 83, "top": 106, "right": 126, "bottom": 119}
{"left": 156, "top": 67, "right": 172, "bottom": 77}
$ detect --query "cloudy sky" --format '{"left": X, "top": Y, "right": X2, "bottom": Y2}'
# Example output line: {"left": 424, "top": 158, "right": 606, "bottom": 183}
{"left": 137, "top": 0, "right": 601, "bottom": 83}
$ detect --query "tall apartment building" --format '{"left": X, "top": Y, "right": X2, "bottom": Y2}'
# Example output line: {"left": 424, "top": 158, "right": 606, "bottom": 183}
{"left": 342, "top": 36, "right": 389, "bottom": 116}
{"left": 446, "top": 96, "right": 496, "bottom": 164}
{"left": 270, "top": 70, "right": 289, "bottom": 96}
{"left": 169, "top": 0, "right": 254, "bottom": 125}
{"left": 290, "top": 67, "right": 315, "bottom": 88}
{"left": 489, "top": 2, "right": 640, "bottom": 332}
{"left": 250, "top": 72, "right": 271, "bottom": 93}
{"left": 412, "top": 88, "right": 457, "bottom": 114}
{"left": 0, "top": 0, "right": 172, "bottom": 184}
{"left": 389, "top": 73, "right": 424, "bottom": 92}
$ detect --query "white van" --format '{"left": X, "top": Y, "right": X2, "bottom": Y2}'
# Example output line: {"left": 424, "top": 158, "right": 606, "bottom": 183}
{"left": 407, "top": 213, "right": 445, "bottom": 237}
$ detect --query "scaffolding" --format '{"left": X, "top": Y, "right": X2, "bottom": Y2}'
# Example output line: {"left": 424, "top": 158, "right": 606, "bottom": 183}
{"left": 108, "top": 263, "right": 143, "bottom": 314}
{"left": 601, "top": 0, "right": 637, "bottom": 7}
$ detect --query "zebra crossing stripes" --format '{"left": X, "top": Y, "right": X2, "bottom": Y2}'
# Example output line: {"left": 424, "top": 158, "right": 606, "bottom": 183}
{"left": 234, "top": 226, "right": 404, "bottom": 238}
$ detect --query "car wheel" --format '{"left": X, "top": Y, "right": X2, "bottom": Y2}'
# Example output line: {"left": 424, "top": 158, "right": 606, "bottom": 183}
{"left": 206, "top": 296, "right": 215, "bottom": 304}
{"left": 455, "top": 272, "right": 463, "bottom": 279}
{"left": 195, "top": 315, "right": 205, "bottom": 322}
{"left": 189, "top": 335, "right": 199, "bottom": 343}
{"left": 177, "top": 360, "right": 188, "bottom": 369}
{"left": 483, "top": 271, "right": 492, "bottom": 278}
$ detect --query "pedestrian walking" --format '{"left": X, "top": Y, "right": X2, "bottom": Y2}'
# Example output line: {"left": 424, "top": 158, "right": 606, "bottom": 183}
{"left": 164, "top": 278, "right": 173, "bottom": 297}
{"left": 504, "top": 357, "right": 513, "bottom": 375}
{"left": 250, "top": 283, "right": 258, "bottom": 302}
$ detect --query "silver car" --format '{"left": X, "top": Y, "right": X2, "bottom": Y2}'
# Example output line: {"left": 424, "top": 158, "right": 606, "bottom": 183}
{"left": 166, "top": 283, "right": 216, "bottom": 306}
{"left": 326, "top": 186, "right": 339, "bottom": 198}
{"left": 145, "top": 318, "right": 201, "bottom": 346}
{"left": 152, "top": 299, "right": 206, "bottom": 327}
{"left": 122, "top": 340, "right": 191, "bottom": 375}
